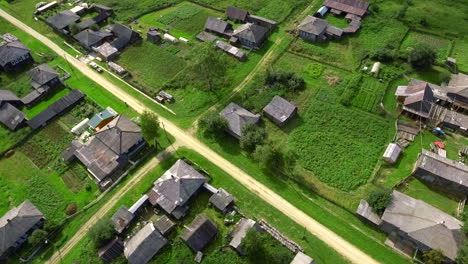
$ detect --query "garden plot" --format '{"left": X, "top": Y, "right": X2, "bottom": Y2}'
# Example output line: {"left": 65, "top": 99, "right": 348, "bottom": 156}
{"left": 451, "top": 40, "right": 468, "bottom": 73}
{"left": 400, "top": 31, "right": 452, "bottom": 62}
{"left": 289, "top": 100, "right": 392, "bottom": 191}
{"left": 351, "top": 77, "right": 387, "bottom": 114}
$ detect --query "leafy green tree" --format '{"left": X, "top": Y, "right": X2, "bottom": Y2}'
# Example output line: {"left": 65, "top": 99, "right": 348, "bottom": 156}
{"left": 240, "top": 124, "right": 266, "bottom": 153}
{"left": 140, "top": 111, "right": 159, "bottom": 146}
{"left": 408, "top": 43, "right": 437, "bottom": 70}
{"left": 198, "top": 111, "right": 228, "bottom": 137}
{"left": 29, "top": 229, "right": 48, "bottom": 245}
{"left": 243, "top": 230, "right": 292, "bottom": 264}
{"left": 89, "top": 24, "right": 100, "bottom": 31}
{"left": 88, "top": 217, "right": 114, "bottom": 248}
{"left": 188, "top": 43, "right": 228, "bottom": 92}
{"left": 253, "top": 144, "right": 279, "bottom": 168}
{"left": 367, "top": 188, "right": 392, "bottom": 215}
{"left": 69, "top": 23, "right": 79, "bottom": 35}
{"left": 422, "top": 249, "right": 445, "bottom": 264}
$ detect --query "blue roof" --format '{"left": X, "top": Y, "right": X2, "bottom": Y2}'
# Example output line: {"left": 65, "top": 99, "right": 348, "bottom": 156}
{"left": 88, "top": 108, "right": 116, "bottom": 128}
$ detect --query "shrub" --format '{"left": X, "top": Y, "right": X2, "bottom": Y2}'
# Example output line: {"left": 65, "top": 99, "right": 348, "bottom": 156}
{"left": 408, "top": 43, "right": 437, "bottom": 70}
{"left": 240, "top": 124, "right": 266, "bottom": 153}
{"left": 29, "top": 229, "right": 48, "bottom": 245}
{"left": 422, "top": 249, "right": 445, "bottom": 264}
{"left": 69, "top": 23, "right": 79, "bottom": 35}
{"left": 140, "top": 111, "right": 160, "bottom": 146}
{"left": 253, "top": 144, "right": 279, "bottom": 168}
{"left": 88, "top": 217, "right": 114, "bottom": 248}
{"left": 65, "top": 203, "right": 78, "bottom": 216}
{"left": 89, "top": 24, "right": 100, "bottom": 31}
{"left": 367, "top": 189, "right": 392, "bottom": 215}
{"left": 457, "top": 242, "right": 468, "bottom": 264}
{"left": 305, "top": 63, "right": 324, "bottom": 78}
{"left": 198, "top": 111, "right": 228, "bottom": 137}
{"left": 243, "top": 230, "right": 293, "bottom": 264}
{"left": 371, "top": 47, "right": 395, "bottom": 62}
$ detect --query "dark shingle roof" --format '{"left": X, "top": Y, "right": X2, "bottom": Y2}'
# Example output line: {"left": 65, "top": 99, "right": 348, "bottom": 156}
{"left": 220, "top": 103, "right": 260, "bottom": 139}
{"left": 263, "top": 96, "right": 297, "bottom": 125}
{"left": 111, "top": 206, "right": 134, "bottom": 234}
{"left": 28, "top": 64, "right": 59, "bottom": 89}
{"left": 46, "top": 10, "right": 80, "bottom": 30}
{"left": 0, "top": 40, "right": 31, "bottom": 67}
{"left": 381, "top": 191, "right": 464, "bottom": 261}
{"left": 323, "top": 0, "right": 370, "bottom": 17}
{"left": 447, "top": 73, "right": 468, "bottom": 99}
{"left": 95, "top": 115, "right": 142, "bottom": 155}
{"left": 154, "top": 215, "right": 176, "bottom": 236}
{"left": 110, "top": 23, "right": 141, "bottom": 50}
{"left": 209, "top": 188, "right": 236, "bottom": 212}
{"left": 124, "top": 223, "right": 167, "bottom": 264}
{"left": 150, "top": 159, "right": 206, "bottom": 215}
{"left": 0, "top": 102, "right": 26, "bottom": 130}
{"left": 0, "top": 90, "right": 21, "bottom": 103}
{"left": 0, "top": 201, "right": 44, "bottom": 256}
{"left": 232, "top": 23, "right": 268, "bottom": 45}
{"left": 204, "top": 17, "right": 232, "bottom": 35}
{"left": 298, "top": 16, "right": 329, "bottom": 35}
{"left": 226, "top": 6, "right": 249, "bottom": 22}
{"left": 73, "top": 29, "right": 112, "bottom": 49}
{"left": 181, "top": 215, "right": 218, "bottom": 252}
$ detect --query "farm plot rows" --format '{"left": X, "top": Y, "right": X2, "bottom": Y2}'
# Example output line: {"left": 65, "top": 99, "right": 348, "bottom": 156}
{"left": 351, "top": 78, "right": 387, "bottom": 113}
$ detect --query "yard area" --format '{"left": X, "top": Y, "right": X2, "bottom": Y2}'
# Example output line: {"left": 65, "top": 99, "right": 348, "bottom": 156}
{"left": 399, "top": 31, "right": 453, "bottom": 62}
{"left": 451, "top": 39, "right": 468, "bottom": 73}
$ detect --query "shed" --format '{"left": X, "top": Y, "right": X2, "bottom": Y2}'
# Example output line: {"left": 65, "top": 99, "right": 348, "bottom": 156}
{"left": 154, "top": 215, "right": 176, "bottom": 236}
{"left": 215, "top": 40, "right": 247, "bottom": 61}
{"left": 147, "top": 30, "right": 161, "bottom": 43}
{"left": 204, "top": 17, "right": 233, "bottom": 36}
{"left": 290, "top": 252, "right": 316, "bottom": 264}
{"left": 383, "top": 143, "right": 402, "bottom": 164}
{"left": 71, "top": 118, "right": 89, "bottom": 135}
{"left": 0, "top": 103, "right": 26, "bottom": 131}
{"left": 355, "top": 200, "right": 382, "bottom": 227}
{"left": 158, "top": 90, "right": 174, "bottom": 102}
{"left": 124, "top": 223, "right": 168, "bottom": 264}
{"left": 111, "top": 206, "right": 134, "bottom": 234}
{"left": 94, "top": 42, "right": 119, "bottom": 61}
{"left": 247, "top": 15, "right": 277, "bottom": 31}
{"left": 87, "top": 106, "right": 118, "bottom": 130}
{"left": 209, "top": 188, "right": 236, "bottom": 213}
{"left": 371, "top": 62, "right": 381, "bottom": 76}
{"left": 196, "top": 31, "right": 217, "bottom": 42}
{"left": 181, "top": 215, "right": 218, "bottom": 252}
{"left": 98, "top": 237, "right": 124, "bottom": 262}
{"left": 315, "top": 6, "right": 329, "bottom": 17}
{"left": 163, "top": 33, "right": 177, "bottom": 43}
{"left": 108, "top": 62, "right": 127, "bottom": 75}
{"left": 263, "top": 96, "right": 297, "bottom": 126}
{"left": 228, "top": 218, "right": 259, "bottom": 255}
{"left": 226, "top": 6, "right": 249, "bottom": 22}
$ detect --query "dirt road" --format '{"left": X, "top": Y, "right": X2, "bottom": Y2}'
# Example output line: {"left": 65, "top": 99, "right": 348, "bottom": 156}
{"left": 0, "top": 9, "right": 379, "bottom": 264}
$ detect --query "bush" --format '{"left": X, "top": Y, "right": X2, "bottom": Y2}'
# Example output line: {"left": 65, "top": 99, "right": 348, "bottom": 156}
{"left": 422, "top": 249, "right": 445, "bottom": 264}
{"left": 88, "top": 217, "right": 114, "bottom": 248}
{"left": 408, "top": 43, "right": 437, "bottom": 70}
{"left": 240, "top": 124, "right": 266, "bottom": 153}
{"left": 29, "top": 229, "right": 48, "bottom": 245}
{"left": 253, "top": 144, "right": 279, "bottom": 168}
{"left": 65, "top": 203, "right": 78, "bottom": 216}
{"left": 305, "top": 63, "right": 324, "bottom": 78}
{"left": 69, "top": 23, "right": 79, "bottom": 35}
{"left": 457, "top": 242, "right": 468, "bottom": 264}
{"left": 243, "top": 230, "right": 293, "bottom": 264}
{"left": 266, "top": 70, "right": 305, "bottom": 92}
{"left": 371, "top": 47, "right": 395, "bottom": 62}
{"left": 198, "top": 111, "right": 228, "bottom": 137}
{"left": 367, "top": 189, "right": 392, "bottom": 215}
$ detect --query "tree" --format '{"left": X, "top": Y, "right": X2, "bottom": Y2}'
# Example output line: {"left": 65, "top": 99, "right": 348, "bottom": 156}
{"left": 408, "top": 43, "right": 437, "bottom": 70}
{"left": 367, "top": 188, "right": 392, "bottom": 215}
{"left": 422, "top": 249, "right": 445, "bottom": 264}
{"left": 88, "top": 217, "right": 114, "bottom": 248}
{"left": 188, "top": 43, "right": 228, "bottom": 92}
{"left": 198, "top": 111, "right": 228, "bottom": 137}
{"left": 29, "top": 229, "right": 48, "bottom": 245}
{"left": 89, "top": 24, "right": 100, "bottom": 31}
{"left": 140, "top": 111, "right": 159, "bottom": 146}
{"left": 69, "top": 23, "right": 79, "bottom": 35}
{"left": 240, "top": 124, "right": 266, "bottom": 153}
{"left": 253, "top": 144, "right": 279, "bottom": 168}
{"left": 243, "top": 230, "right": 292, "bottom": 264}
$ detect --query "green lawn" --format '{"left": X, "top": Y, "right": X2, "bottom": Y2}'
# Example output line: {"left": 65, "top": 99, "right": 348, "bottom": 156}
{"left": 22, "top": 86, "right": 70, "bottom": 118}
{"left": 451, "top": 39, "right": 468, "bottom": 73}
{"left": 400, "top": 31, "right": 453, "bottom": 62}
{"left": 399, "top": 178, "right": 460, "bottom": 216}
{"left": 324, "top": 13, "right": 349, "bottom": 28}
{"left": 62, "top": 147, "right": 349, "bottom": 264}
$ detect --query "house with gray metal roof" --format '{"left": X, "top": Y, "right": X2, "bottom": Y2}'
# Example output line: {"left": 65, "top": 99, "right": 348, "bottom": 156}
{"left": 220, "top": 102, "right": 261, "bottom": 139}
{"left": 380, "top": 191, "right": 464, "bottom": 262}
{"left": 0, "top": 90, "right": 21, "bottom": 105}
{"left": 446, "top": 73, "right": 468, "bottom": 110}
{"left": 0, "top": 201, "right": 45, "bottom": 260}
{"left": 0, "top": 36, "right": 32, "bottom": 71}
{"left": 413, "top": 149, "right": 468, "bottom": 196}
{"left": 298, "top": 16, "right": 329, "bottom": 42}
{"left": 46, "top": 10, "right": 80, "bottom": 33}
{"left": 290, "top": 252, "right": 316, "bottom": 264}
{"left": 111, "top": 206, "right": 134, "bottom": 234}
{"left": 323, "top": 0, "right": 369, "bottom": 17}
{"left": 0, "top": 102, "right": 26, "bottom": 131}
{"left": 148, "top": 159, "right": 206, "bottom": 219}
{"left": 263, "top": 96, "right": 297, "bottom": 126}
{"left": 73, "top": 29, "right": 113, "bottom": 50}
{"left": 231, "top": 23, "right": 268, "bottom": 49}
{"left": 109, "top": 23, "right": 141, "bottom": 50}
{"left": 204, "top": 17, "right": 233, "bottom": 37}
{"left": 181, "top": 215, "right": 218, "bottom": 252}
{"left": 124, "top": 223, "right": 168, "bottom": 264}
{"left": 71, "top": 115, "right": 145, "bottom": 188}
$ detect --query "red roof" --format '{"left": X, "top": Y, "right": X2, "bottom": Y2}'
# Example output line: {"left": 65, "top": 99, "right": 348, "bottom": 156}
{"left": 434, "top": 142, "right": 445, "bottom": 149}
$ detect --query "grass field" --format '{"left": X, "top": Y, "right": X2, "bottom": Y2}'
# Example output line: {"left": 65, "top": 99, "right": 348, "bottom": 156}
{"left": 62, "top": 148, "right": 349, "bottom": 264}
{"left": 451, "top": 40, "right": 468, "bottom": 73}
{"left": 351, "top": 77, "right": 387, "bottom": 113}
{"left": 400, "top": 31, "right": 453, "bottom": 62}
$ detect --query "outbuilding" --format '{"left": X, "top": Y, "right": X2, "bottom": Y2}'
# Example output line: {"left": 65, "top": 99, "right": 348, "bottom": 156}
{"left": 382, "top": 143, "right": 402, "bottom": 164}
{"left": 263, "top": 96, "right": 297, "bottom": 126}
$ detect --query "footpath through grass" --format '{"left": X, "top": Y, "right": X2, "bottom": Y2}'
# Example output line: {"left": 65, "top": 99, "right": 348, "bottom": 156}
{"left": 62, "top": 148, "right": 350, "bottom": 264}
